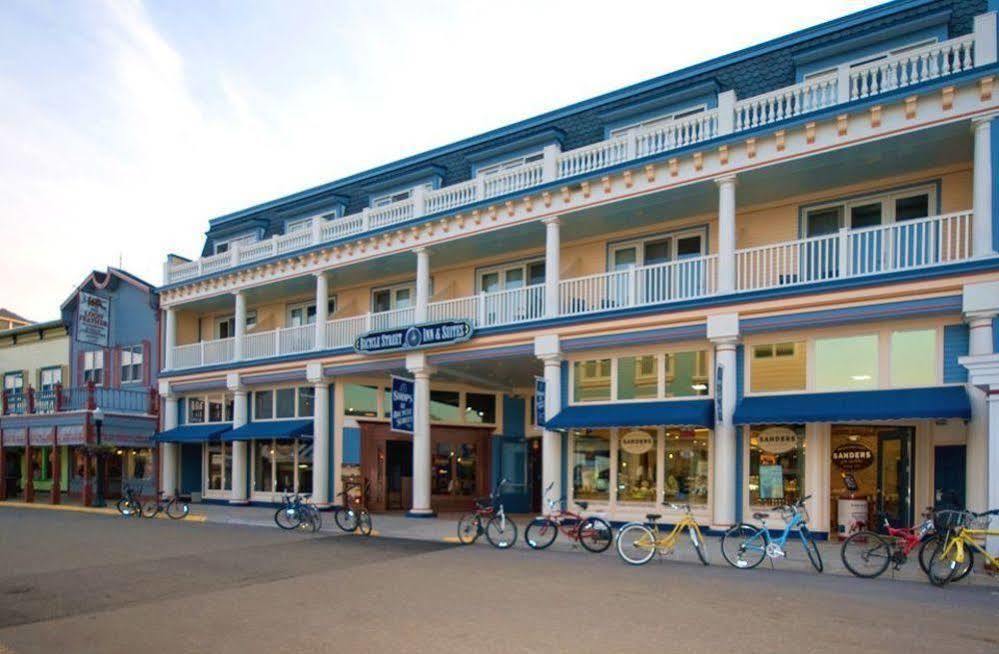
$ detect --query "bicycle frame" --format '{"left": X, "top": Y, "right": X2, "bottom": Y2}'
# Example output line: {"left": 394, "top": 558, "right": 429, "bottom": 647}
{"left": 644, "top": 515, "right": 705, "bottom": 553}
{"left": 745, "top": 509, "right": 807, "bottom": 555}
{"left": 940, "top": 526, "right": 999, "bottom": 568}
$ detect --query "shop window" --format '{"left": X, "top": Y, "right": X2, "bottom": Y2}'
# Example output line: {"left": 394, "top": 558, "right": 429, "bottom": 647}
{"left": 748, "top": 425, "right": 805, "bottom": 507}
{"left": 890, "top": 329, "right": 936, "bottom": 387}
{"left": 207, "top": 397, "right": 224, "bottom": 423}
{"left": 815, "top": 334, "right": 878, "bottom": 390}
{"left": 31, "top": 447, "right": 50, "bottom": 481}
{"left": 298, "top": 386, "right": 315, "bottom": 418}
{"left": 188, "top": 398, "right": 206, "bottom": 424}
{"left": 344, "top": 384, "right": 379, "bottom": 417}
{"left": 431, "top": 442, "right": 478, "bottom": 496}
{"left": 456, "top": 443, "right": 477, "bottom": 495}
{"left": 275, "top": 388, "right": 296, "bottom": 419}
{"left": 297, "top": 441, "right": 313, "bottom": 494}
{"left": 618, "top": 355, "right": 658, "bottom": 400}
{"left": 750, "top": 342, "right": 806, "bottom": 393}
{"left": 665, "top": 350, "right": 709, "bottom": 397}
{"left": 664, "top": 429, "right": 709, "bottom": 506}
{"left": 126, "top": 449, "right": 153, "bottom": 480}
{"left": 571, "top": 430, "right": 610, "bottom": 501}
{"left": 254, "top": 390, "right": 274, "bottom": 420}
{"left": 432, "top": 443, "right": 454, "bottom": 495}
{"left": 253, "top": 441, "right": 274, "bottom": 492}
{"left": 274, "top": 442, "right": 295, "bottom": 492}
{"left": 617, "top": 429, "right": 657, "bottom": 503}
{"left": 206, "top": 443, "right": 232, "bottom": 491}
{"left": 430, "top": 391, "right": 461, "bottom": 422}
{"left": 464, "top": 393, "right": 496, "bottom": 424}
{"left": 573, "top": 359, "right": 611, "bottom": 403}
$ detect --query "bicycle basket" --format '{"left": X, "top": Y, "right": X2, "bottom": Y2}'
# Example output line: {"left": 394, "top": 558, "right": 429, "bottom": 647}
{"left": 933, "top": 510, "right": 974, "bottom": 531}
{"left": 968, "top": 513, "right": 995, "bottom": 530}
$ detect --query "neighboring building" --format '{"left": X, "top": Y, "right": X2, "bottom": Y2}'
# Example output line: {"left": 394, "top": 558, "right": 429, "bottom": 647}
{"left": 156, "top": 0, "right": 999, "bottom": 540}
{"left": 0, "top": 269, "right": 161, "bottom": 505}
{"left": 0, "top": 308, "right": 32, "bottom": 331}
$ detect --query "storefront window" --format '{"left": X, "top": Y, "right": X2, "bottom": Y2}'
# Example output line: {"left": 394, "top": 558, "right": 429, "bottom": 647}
{"left": 254, "top": 441, "right": 273, "bottom": 492}
{"left": 274, "top": 442, "right": 295, "bottom": 492}
{"left": 344, "top": 384, "right": 378, "bottom": 417}
{"left": 31, "top": 447, "right": 49, "bottom": 481}
{"left": 297, "top": 387, "right": 315, "bottom": 417}
{"left": 618, "top": 356, "right": 658, "bottom": 400}
{"left": 815, "top": 334, "right": 878, "bottom": 390}
{"left": 573, "top": 359, "right": 611, "bottom": 402}
{"left": 432, "top": 442, "right": 453, "bottom": 495}
{"left": 297, "top": 441, "right": 313, "bottom": 494}
{"left": 664, "top": 429, "right": 709, "bottom": 506}
{"left": 750, "top": 342, "right": 806, "bottom": 393}
{"left": 254, "top": 391, "right": 273, "bottom": 420}
{"left": 464, "top": 393, "right": 496, "bottom": 424}
{"left": 617, "top": 429, "right": 657, "bottom": 503}
{"left": 207, "top": 443, "right": 225, "bottom": 490}
{"left": 890, "top": 329, "right": 935, "bottom": 387}
{"left": 748, "top": 425, "right": 805, "bottom": 507}
{"left": 189, "top": 398, "right": 205, "bottom": 424}
{"left": 665, "top": 351, "right": 709, "bottom": 397}
{"left": 275, "top": 389, "right": 296, "bottom": 419}
{"left": 429, "top": 391, "right": 461, "bottom": 422}
{"left": 572, "top": 430, "right": 610, "bottom": 501}
{"left": 126, "top": 449, "right": 153, "bottom": 480}
{"left": 455, "top": 443, "right": 477, "bottom": 496}
{"left": 208, "top": 397, "right": 224, "bottom": 423}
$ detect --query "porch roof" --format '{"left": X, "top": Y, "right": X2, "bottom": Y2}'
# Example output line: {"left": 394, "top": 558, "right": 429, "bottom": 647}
{"left": 153, "top": 424, "right": 231, "bottom": 443}
{"left": 223, "top": 419, "right": 313, "bottom": 442}
{"left": 545, "top": 399, "right": 714, "bottom": 429}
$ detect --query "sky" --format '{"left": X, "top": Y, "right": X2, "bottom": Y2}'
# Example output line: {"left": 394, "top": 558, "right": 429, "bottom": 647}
{"left": 0, "top": 0, "right": 886, "bottom": 321}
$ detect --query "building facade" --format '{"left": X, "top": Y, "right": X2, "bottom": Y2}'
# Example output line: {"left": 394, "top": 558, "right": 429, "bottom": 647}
{"left": 0, "top": 269, "right": 161, "bottom": 504}
{"left": 156, "top": 0, "right": 999, "bottom": 539}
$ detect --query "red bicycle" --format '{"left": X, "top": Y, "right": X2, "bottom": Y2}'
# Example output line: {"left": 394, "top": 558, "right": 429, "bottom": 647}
{"left": 840, "top": 508, "right": 955, "bottom": 579}
{"left": 456, "top": 478, "right": 517, "bottom": 549}
{"left": 524, "top": 483, "right": 613, "bottom": 553}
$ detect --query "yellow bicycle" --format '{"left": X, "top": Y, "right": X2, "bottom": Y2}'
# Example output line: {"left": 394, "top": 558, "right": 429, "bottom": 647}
{"left": 927, "top": 509, "right": 999, "bottom": 586}
{"left": 615, "top": 502, "right": 709, "bottom": 566}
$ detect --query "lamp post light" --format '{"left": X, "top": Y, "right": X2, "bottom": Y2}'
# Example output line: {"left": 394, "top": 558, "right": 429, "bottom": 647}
{"left": 93, "top": 407, "right": 105, "bottom": 508}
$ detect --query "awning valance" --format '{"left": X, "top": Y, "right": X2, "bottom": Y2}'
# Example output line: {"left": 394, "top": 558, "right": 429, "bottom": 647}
{"left": 223, "top": 419, "right": 313, "bottom": 442}
{"left": 544, "top": 399, "right": 714, "bottom": 429}
{"left": 153, "top": 424, "right": 231, "bottom": 443}
{"left": 733, "top": 386, "right": 971, "bottom": 425}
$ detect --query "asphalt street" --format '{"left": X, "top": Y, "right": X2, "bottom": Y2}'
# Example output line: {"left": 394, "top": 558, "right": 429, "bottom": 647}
{"left": 0, "top": 508, "right": 996, "bottom": 654}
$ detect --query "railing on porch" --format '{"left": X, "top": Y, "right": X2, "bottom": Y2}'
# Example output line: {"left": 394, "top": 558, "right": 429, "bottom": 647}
{"left": 1, "top": 383, "right": 157, "bottom": 416}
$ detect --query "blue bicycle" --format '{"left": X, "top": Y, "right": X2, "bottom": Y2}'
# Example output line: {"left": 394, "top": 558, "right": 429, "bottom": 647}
{"left": 720, "top": 495, "right": 823, "bottom": 572}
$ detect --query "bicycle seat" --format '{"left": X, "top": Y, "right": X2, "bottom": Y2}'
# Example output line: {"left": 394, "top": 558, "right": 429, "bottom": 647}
{"left": 752, "top": 512, "right": 770, "bottom": 520}
{"left": 575, "top": 501, "right": 589, "bottom": 511}
{"left": 645, "top": 513, "right": 661, "bottom": 522}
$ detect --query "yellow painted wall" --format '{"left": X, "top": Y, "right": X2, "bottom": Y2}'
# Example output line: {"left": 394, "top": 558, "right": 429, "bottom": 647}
{"left": 0, "top": 327, "right": 69, "bottom": 388}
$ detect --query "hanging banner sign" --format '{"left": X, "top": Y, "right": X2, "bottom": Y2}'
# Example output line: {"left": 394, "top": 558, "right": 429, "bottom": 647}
{"left": 534, "top": 377, "right": 546, "bottom": 427}
{"left": 757, "top": 426, "right": 800, "bottom": 454}
{"left": 620, "top": 430, "right": 654, "bottom": 455}
{"left": 714, "top": 365, "right": 724, "bottom": 423}
{"left": 76, "top": 292, "right": 110, "bottom": 346}
{"left": 354, "top": 320, "right": 473, "bottom": 354}
{"left": 390, "top": 375, "right": 415, "bottom": 434}
{"left": 832, "top": 442, "right": 874, "bottom": 471}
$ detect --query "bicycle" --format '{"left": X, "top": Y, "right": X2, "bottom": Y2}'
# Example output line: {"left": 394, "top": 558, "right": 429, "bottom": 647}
{"left": 616, "top": 502, "right": 709, "bottom": 566}
{"left": 456, "top": 478, "right": 518, "bottom": 549}
{"left": 840, "top": 508, "right": 939, "bottom": 579}
{"left": 720, "top": 495, "right": 823, "bottom": 572}
{"left": 334, "top": 479, "right": 372, "bottom": 536}
{"left": 115, "top": 484, "right": 143, "bottom": 518}
{"left": 141, "top": 490, "right": 191, "bottom": 520}
{"left": 274, "top": 493, "right": 321, "bottom": 533}
{"left": 926, "top": 509, "right": 999, "bottom": 586}
{"left": 524, "top": 483, "right": 613, "bottom": 553}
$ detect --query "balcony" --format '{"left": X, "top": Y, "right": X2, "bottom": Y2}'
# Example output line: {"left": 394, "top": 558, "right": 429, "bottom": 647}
{"left": 1, "top": 384, "right": 158, "bottom": 417}
{"left": 165, "top": 210, "right": 975, "bottom": 370}
{"left": 163, "top": 33, "right": 984, "bottom": 286}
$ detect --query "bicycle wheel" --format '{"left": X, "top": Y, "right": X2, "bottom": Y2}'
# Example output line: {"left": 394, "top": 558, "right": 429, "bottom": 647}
{"left": 166, "top": 499, "right": 190, "bottom": 520}
{"left": 577, "top": 517, "right": 613, "bottom": 553}
{"left": 841, "top": 531, "right": 890, "bottom": 578}
{"left": 334, "top": 507, "right": 358, "bottom": 532}
{"left": 917, "top": 536, "right": 937, "bottom": 575}
{"left": 140, "top": 501, "right": 160, "bottom": 519}
{"left": 800, "top": 527, "right": 823, "bottom": 572}
{"left": 358, "top": 510, "right": 372, "bottom": 536}
{"left": 456, "top": 514, "right": 482, "bottom": 545}
{"left": 115, "top": 498, "right": 130, "bottom": 516}
{"left": 524, "top": 517, "right": 558, "bottom": 550}
{"left": 689, "top": 527, "right": 709, "bottom": 566}
{"left": 615, "top": 523, "right": 657, "bottom": 565}
{"left": 927, "top": 539, "right": 974, "bottom": 586}
{"left": 721, "top": 524, "right": 767, "bottom": 569}
{"left": 485, "top": 515, "right": 518, "bottom": 549}
{"left": 275, "top": 506, "right": 301, "bottom": 530}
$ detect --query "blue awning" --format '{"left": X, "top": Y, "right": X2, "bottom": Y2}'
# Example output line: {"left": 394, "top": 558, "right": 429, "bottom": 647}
{"left": 733, "top": 386, "right": 971, "bottom": 425}
{"left": 223, "top": 419, "right": 313, "bottom": 441}
{"left": 545, "top": 399, "right": 714, "bottom": 429}
{"left": 153, "top": 424, "right": 231, "bottom": 443}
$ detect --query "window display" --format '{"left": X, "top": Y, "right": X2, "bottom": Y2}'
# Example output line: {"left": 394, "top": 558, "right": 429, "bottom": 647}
{"left": 747, "top": 425, "right": 805, "bottom": 507}
{"left": 572, "top": 430, "right": 610, "bottom": 500}
{"left": 664, "top": 429, "right": 709, "bottom": 506}
{"left": 617, "top": 429, "right": 656, "bottom": 502}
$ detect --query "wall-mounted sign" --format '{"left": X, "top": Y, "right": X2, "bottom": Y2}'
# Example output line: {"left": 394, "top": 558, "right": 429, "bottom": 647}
{"left": 620, "top": 430, "right": 654, "bottom": 455}
{"left": 76, "top": 292, "right": 110, "bottom": 347}
{"left": 832, "top": 442, "right": 874, "bottom": 471}
{"left": 757, "top": 426, "right": 799, "bottom": 454}
{"left": 354, "top": 320, "right": 473, "bottom": 354}
{"left": 390, "top": 375, "right": 414, "bottom": 434}
{"left": 534, "top": 377, "right": 546, "bottom": 428}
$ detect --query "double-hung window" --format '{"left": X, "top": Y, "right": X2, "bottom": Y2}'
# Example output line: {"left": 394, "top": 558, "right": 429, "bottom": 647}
{"left": 3, "top": 372, "right": 23, "bottom": 399}
{"left": 609, "top": 229, "right": 706, "bottom": 270}
{"left": 608, "top": 105, "right": 707, "bottom": 137}
{"left": 370, "top": 183, "right": 435, "bottom": 209}
{"left": 120, "top": 345, "right": 143, "bottom": 384}
{"left": 804, "top": 185, "right": 936, "bottom": 237}
{"left": 214, "top": 311, "right": 257, "bottom": 339}
{"left": 39, "top": 367, "right": 62, "bottom": 393}
{"left": 213, "top": 233, "right": 258, "bottom": 255}
{"left": 372, "top": 283, "right": 415, "bottom": 313}
{"left": 478, "top": 260, "right": 545, "bottom": 293}
{"left": 286, "top": 298, "right": 337, "bottom": 327}
{"left": 83, "top": 351, "right": 104, "bottom": 385}
{"left": 476, "top": 152, "right": 544, "bottom": 177}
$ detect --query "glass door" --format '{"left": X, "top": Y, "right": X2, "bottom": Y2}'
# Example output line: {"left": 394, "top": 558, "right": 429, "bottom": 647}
{"left": 877, "top": 427, "right": 914, "bottom": 527}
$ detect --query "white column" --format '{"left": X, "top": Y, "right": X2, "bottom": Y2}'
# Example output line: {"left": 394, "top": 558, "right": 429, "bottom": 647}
{"left": 164, "top": 308, "right": 177, "bottom": 370}
{"left": 716, "top": 175, "right": 737, "bottom": 293}
{"left": 544, "top": 217, "right": 561, "bottom": 319}
{"left": 534, "top": 334, "right": 562, "bottom": 513}
{"left": 989, "top": 394, "right": 999, "bottom": 554}
{"left": 159, "top": 385, "right": 178, "bottom": 496}
{"left": 972, "top": 117, "right": 994, "bottom": 257}
{"left": 959, "top": 352, "right": 999, "bottom": 554}
{"left": 228, "top": 373, "right": 248, "bottom": 504}
{"left": 708, "top": 313, "right": 740, "bottom": 528}
{"left": 233, "top": 291, "right": 246, "bottom": 360}
{"left": 974, "top": 12, "right": 998, "bottom": 67}
{"left": 966, "top": 314, "right": 995, "bottom": 512}
{"left": 315, "top": 273, "right": 329, "bottom": 350}
{"left": 414, "top": 247, "right": 430, "bottom": 324}
{"left": 407, "top": 352, "right": 434, "bottom": 515}
{"left": 332, "top": 382, "right": 344, "bottom": 506}
{"left": 307, "top": 363, "right": 330, "bottom": 507}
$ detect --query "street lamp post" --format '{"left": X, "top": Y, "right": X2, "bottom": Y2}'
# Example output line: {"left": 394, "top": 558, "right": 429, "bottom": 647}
{"left": 93, "top": 407, "right": 105, "bottom": 508}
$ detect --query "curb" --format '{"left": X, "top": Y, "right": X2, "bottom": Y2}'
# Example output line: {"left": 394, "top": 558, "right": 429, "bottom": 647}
{"left": 0, "top": 501, "right": 208, "bottom": 522}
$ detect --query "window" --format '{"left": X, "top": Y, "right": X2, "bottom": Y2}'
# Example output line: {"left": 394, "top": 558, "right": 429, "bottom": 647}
{"left": 372, "top": 283, "right": 415, "bottom": 313}
{"left": 750, "top": 342, "right": 806, "bottom": 393}
{"left": 478, "top": 259, "right": 545, "bottom": 293}
{"left": 275, "top": 388, "right": 296, "bottom": 418}
{"left": 83, "top": 350, "right": 104, "bottom": 385}
{"left": 284, "top": 217, "right": 313, "bottom": 233}
{"left": 572, "top": 430, "right": 611, "bottom": 501}
{"left": 208, "top": 397, "right": 224, "bottom": 423}
{"left": 370, "top": 183, "right": 435, "bottom": 208}
{"left": 432, "top": 443, "right": 478, "bottom": 496}
{"left": 215, "top": 311, "right": 257, "bottom": 340}
{"left": 815, "top": 334, "right": 878, "bottom": 390}
{"left": 214, "top": 233, "right": 258, "bottom": 255}
{"left": 4, "top": 371, "right": 24, "bottom": 396}
{"left": 206, "top": 442, "right": 232, "bottom": 491}
{"left": 252, "top": 438, "right": 311, "bottom": 495}
{"left": 801, "top": 38, "right": 939, "bottom": 81}
{"left": 298, "top": 386, "right": 315, "bottom": 418}
{"left": 253, "top": 387, "right": 313, "bottom": 420}
{"left": 287, "top": 298, "right": 337, "bottom": 327}
{"left": 254, "top": 390, "right": 273, "bottom": 420}
{"left": 188, "top": 398, "right": 206, "bottom": 424}
{"left": 618, "top": 355, "right": 658, "bottom": 400}
{"left": 890, "top": 329, "right": 936, "bottom": 387}
{"left": 464, "top": 393, "right": 496, "bottom": 424}
{"left": 125, "top": 449, "right": 154, "bottom": 481}
{"left": 608, "top": 105, "right": 707, "bottom": 137}
{"left": 748, "top": 425, "right": 805, "bottom": 507}
{"left": 39, "top": 367, "right": 61, "bottom": 393}
{"left": 610, "top": 229, "right": 706, "bottom": 270}
{"left": 617, "top": 429, "right": 657, "bottom": 503}
{"left": 573, "top": 359, "right": 612, "bottom": 403}
{"left": 665, "top": 351, "right": 709, "bottom": 397}
{"left": 120, "top": 345, "right": 143, "bottom": 384}
{"left": 344, "top": 384, "right": 379, "bottom": 417}
{"left": 429, "top": 391, "right": 461, "bottom": 422}
{"left": 476, "top": 151, "right": 544, "bottom": 177}
{"left": 184, "top": 394, "right": 231, "bottom": 424}
{"left": 803, "top": 185, "right": 936, "bottom": 237}
{"left": 665, "top": 429, "right": 709, "bottom": 506}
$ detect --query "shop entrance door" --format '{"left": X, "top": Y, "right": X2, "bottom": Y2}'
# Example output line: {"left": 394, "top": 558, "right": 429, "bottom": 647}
{"left": 3, "top": 449, "right": 21, "bottom": 498}
{"left": 877, "top": 428, "right": 914, "bottom": 528}
{"left": 527, "top": 438, "right": 543, "bottom": 513}
{"left": 385, "top": 440, "right": 412, "bottom": 511}
{"left": 933, "top": 445, "right": 966, "bottom": 510}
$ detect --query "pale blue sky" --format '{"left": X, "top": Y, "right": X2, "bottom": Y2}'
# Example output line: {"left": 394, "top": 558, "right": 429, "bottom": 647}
{"left": 0, "top": 0, "right": 883, "bottom": 320}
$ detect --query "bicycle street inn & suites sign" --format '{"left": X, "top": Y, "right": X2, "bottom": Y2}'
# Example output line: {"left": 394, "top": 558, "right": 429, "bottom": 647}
{"left": 354, "top": 319, "right": 473, "bottom": 354}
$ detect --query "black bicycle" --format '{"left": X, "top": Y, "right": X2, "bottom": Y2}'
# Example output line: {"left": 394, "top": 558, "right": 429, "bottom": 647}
{"left": 334, "top": 480, "right": 372, "bottom": 536}
{"left": 275, "top": 493, "right": 321, "bottom": 532}
{"left": 141, "top": 490, "right": 190, "bottom": 520}
{"left": 116, "top": 484, "right": 143, "bottom": 518}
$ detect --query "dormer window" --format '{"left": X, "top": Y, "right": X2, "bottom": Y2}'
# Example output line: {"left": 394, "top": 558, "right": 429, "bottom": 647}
{"left": 214, "top": 233, "right": 258, "bottom": 255}
{"left": 608, "top": 105, "right": 707, "bottom": 137}
{"left": 476, "top": 152, "right": 544, "bottom": 177}
{"left": 370, "top": 183, "right": 434, "bottom": 209}
{"left": 801, "top": 38, "right": 939, "bottom": 81}
{"left": 284, "top": 209, "right": 343, "bottom": 235}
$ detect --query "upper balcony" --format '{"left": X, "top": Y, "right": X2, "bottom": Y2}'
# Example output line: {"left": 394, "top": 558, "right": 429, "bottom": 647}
{"left": 163, "top": 31, "right": 986, "bottom": 287}
{"left": 1, "top": 383, "right": 158, "bottom": 417}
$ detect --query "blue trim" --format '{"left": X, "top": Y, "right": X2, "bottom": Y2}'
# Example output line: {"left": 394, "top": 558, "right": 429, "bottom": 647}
{"left": 546, "top": 399, "right": 715, "bottom": 429}
{"left": 361, "top": 165, "right": 446, "bottom": 195}
{"left": 733, "top": 386, "right": 971, "bottom": 424}
{"left": 224, "top": 419, "right": 313, "bottom": 441}
{"left": 741, "top": 294, "right": 963, "bottom": 333}
{"left": 943, "top": 323, "right": 971, "bottom": 383}
{"left": 153, "top": 423, "right": 231, "bottom": 443}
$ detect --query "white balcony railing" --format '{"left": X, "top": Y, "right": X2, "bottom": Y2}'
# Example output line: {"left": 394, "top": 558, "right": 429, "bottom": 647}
{"left": 850, "top": 35, "right": 975, "bottom": 100}
{"left": 368, "top": 306, "right": 416, "bottom": 331}
{"left": 733, "top": 71, "right": 838, "bottom": 131}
